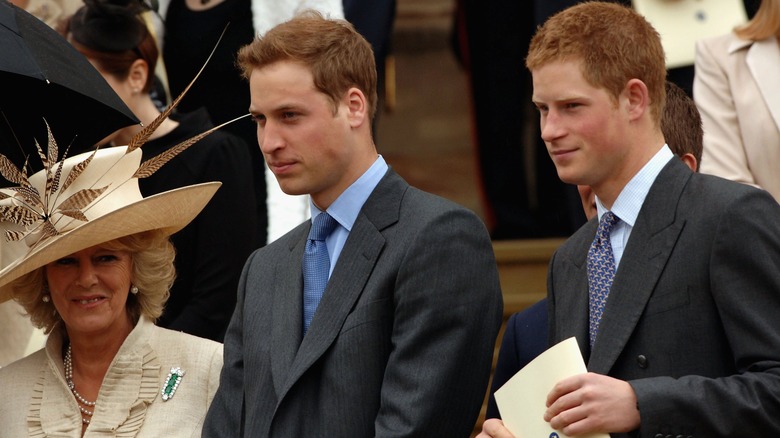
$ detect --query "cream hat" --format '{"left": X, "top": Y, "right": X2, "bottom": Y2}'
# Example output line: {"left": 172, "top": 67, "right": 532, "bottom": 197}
{"left": 0, "top": 141, "right": 220, "bottom": 302}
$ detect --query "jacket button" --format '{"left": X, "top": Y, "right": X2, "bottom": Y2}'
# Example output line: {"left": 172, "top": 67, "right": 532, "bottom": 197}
{"left": 637, "top": 354, "right": 648, "bottom": 368}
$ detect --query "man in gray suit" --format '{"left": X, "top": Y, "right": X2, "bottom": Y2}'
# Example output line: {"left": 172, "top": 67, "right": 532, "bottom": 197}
{"left": 202, "top": 11, "right": 503, "bottom": 437}
{"left": 480, "top": 2, "right": 780, "bottom": 438}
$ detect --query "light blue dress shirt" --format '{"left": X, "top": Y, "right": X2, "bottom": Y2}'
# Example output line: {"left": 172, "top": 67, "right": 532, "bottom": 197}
{"left": 309, "top": 155, "right": 389, "bottom": 277}
{"left": 595, "top": 145, "right": 674, "bottom": 268}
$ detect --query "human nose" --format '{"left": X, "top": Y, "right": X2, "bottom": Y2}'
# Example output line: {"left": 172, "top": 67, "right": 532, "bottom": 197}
{"left": 258, "top": 121, "right": 283, "bottom": 154}
{"left": 75, "top": 262, "right": 98, "bottom": 288}
{"left": 540, "top": 111, "right": 564, "bottom": 143}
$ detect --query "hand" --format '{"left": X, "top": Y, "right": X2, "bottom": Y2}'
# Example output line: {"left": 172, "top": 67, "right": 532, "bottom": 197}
{"left": 544, "top": 372, "right": 640, "bottom": 436}
{"left": 476, "top": 418, "right": 516, "bottom": 438}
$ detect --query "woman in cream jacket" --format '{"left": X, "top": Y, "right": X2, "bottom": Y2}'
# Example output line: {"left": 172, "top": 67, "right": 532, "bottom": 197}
{"left": 694, "top": 0, "right": 780, "bottom": 201}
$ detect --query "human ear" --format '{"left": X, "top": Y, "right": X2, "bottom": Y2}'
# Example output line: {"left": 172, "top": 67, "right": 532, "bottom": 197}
{"left": 127, "top": 59, "right": 149, "bottom": 94}
{"left": 345, "top": 87, "right": 367, "bottom": 128}
{"left": 681, "top": 153, "right": 698, "bottom": 172}
{"left": 623, "top": 78, "right": 650, "bottom": 121}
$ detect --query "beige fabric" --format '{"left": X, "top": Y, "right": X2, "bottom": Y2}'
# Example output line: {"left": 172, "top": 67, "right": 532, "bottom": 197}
{"left": 694, "top": 34, "right": 780, "bottom": 201}
{"left": 0, "top": 317, "right": 223, "bottom": 437}
{"left": 0, "top": 146, "right": 220, "bottom": 301}
{"left": 0, "top": 301, "right": 45, "bottom": 367}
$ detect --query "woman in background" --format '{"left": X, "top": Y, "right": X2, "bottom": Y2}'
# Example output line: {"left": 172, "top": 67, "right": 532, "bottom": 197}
{"left": 694, "top": 0, "right": 780, "bottom": 201}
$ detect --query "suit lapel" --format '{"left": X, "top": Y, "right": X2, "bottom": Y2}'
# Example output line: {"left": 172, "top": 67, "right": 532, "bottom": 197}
{"left": 588, "top": 160, "right": 690, "bottom": 374}
{"left": 745, "top": 38, "right": 780, "bottom": 133}
{"left": 554, "top": 221, "right": 595, "bottom": 360}
{"left": 270, "top": 228, "right": 307, "bottom": 397}
{"left": 277, "top": 170, "right": 406, "bottom": 400}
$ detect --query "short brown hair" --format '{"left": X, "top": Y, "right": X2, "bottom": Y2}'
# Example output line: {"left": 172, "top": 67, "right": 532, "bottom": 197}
{"left": 662, "top": 81, "right": 702, "bottom": 169}
{"left": 526, "top": 2, "right": 667, "bottom": 123}
{"left": 11, "top": 230, "right": 175, "bottom": 333}
{"left": 237, "top": 10, "right": 378, "bottom": 121}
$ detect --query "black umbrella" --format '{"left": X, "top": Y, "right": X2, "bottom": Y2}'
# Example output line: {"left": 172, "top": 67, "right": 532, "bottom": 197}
{"left": 0, "top": 0, "right": 139, "bottom": 175}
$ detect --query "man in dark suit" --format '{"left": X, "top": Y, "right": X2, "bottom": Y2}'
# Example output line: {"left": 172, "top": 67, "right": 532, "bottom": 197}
{"left": 202, "top": 11, "right": 503, "bottom": 437}
{"left": 480, "top": 2, "right": 780, "bottom": 437}
{"left": 483, "top": 80, "right": 704, "bottom": 424}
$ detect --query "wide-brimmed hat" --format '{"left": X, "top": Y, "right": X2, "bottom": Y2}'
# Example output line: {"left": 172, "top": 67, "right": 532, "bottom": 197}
{"left": 0, "top": 141, "right": 220, "bottom": 302}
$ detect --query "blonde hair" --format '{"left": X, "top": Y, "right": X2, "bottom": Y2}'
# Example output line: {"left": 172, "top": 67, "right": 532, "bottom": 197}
{"left": 526, "top": 2, "right": 667, "bottom": 123}
{"left": 11, "top": 230, "right": 176, "bottom": 333}
{"left": 735, "top": 0, "right": 780, "bottom": 41}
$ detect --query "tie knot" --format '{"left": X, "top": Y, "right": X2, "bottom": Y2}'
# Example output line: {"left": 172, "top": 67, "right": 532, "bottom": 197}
{"left": 596, "top": 211, "right": 620, "bottom": 239}
{"left": 598, "top": 211, "right": 619, "bottom": 233}
{"left": 308, "top": 212, "right": 338, "bottom": 241}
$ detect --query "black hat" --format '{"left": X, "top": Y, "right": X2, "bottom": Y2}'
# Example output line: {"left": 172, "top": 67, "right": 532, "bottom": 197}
{"left": 69, "top": 0, "right": 149, "bottom": 52}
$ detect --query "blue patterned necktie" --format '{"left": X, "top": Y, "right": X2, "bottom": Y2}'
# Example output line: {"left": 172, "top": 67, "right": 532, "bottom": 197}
{"left": 587, "top": 211, "right": 620, "bottom": 347}
{"left": 302, "top": 212, "right": 338, "bottom": 335}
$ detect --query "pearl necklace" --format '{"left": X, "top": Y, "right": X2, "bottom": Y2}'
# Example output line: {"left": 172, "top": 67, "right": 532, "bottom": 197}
{"left": 64, "top": 344, "right": 96, "bottom": 424}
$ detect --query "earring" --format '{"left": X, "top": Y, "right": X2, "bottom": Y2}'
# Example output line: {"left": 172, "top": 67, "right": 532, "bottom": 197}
{"left": 42, "top": 294, "right": 50, "bottom": 303}
{"left": 130, "top": 285, "right": 139, "bottom": 295}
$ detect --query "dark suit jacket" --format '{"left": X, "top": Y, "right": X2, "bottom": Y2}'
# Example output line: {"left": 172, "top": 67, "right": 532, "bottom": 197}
{"left": 549, "top": 159, "right": 780, "bottom": 437}
{"left": 485, "top": 298, "right": 548, "bottom": 419}
{"left": 203, "top": 169, "right": 503, "bottom": 437}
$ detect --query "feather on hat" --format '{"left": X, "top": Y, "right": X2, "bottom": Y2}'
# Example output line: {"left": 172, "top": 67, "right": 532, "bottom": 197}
{"left": 0, "top": 22, "right": 242, "bottom": 301}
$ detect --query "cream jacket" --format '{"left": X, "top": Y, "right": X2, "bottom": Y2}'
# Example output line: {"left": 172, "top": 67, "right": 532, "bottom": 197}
{"left": 694, "top": 33, "right": 780, "bottom": 201}
{"left": 0, "top": 317, "right": 222, "bottom": 437}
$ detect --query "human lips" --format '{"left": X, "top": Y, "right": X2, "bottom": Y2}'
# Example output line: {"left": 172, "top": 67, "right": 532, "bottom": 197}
{"left": 267, "top": 160, "right": 297, "bottom": 175}
{"left": 549, "top": 146, "right": 578, "bottom": 161}
{"left": 72, "top": 295, "right": 107, "bottom": 307}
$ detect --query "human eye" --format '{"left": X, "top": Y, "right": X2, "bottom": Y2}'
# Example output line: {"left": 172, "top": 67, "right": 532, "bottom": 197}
{"left": 250, "top": 113, "right": 266, "bottom": 127}
{"left": 564, "top": 101, "right": 582, "bottom": 110}
{"left": 94, "top": 251, "right": 123, "bottom": 264}
{"left": 533, "top": 103, "right": 549, "bottom": 114}
{"left": 97, "top": 255, "right": 118, "bottom": 263}
{"left": 281, "top": 111, "right": 299, "bottom": 121}
{"left": 52, "top": 257, "right": 77, "bottom": 266}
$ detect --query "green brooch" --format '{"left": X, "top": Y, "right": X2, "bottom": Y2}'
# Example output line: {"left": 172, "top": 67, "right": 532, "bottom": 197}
{"left": 161, "top": 367, "right": 185, "bottom": 401}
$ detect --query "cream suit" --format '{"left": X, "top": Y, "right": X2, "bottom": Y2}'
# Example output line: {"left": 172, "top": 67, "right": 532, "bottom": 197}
{"left": 694, "top": 33, "right": 780, "bottom": 201}
{"left": 0, "top": 317, "right": 223, "bottom": 437}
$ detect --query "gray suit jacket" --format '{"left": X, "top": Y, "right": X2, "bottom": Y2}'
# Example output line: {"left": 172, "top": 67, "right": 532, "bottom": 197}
{"left": 549, "top": 159, "right": 780, "bottom": 437}
{"left": 203, "top": 169, "right": 503, "bottom": 437}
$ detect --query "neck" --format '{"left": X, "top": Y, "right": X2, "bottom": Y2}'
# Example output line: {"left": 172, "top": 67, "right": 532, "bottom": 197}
{"left": 66, "top": 317, "right": 135, "bottom": 384}
{"left": 114, "top": 96, "right": 178, "bottom": 146}
{"left": 593, "top": 129, "right": 665, "bottom": 209}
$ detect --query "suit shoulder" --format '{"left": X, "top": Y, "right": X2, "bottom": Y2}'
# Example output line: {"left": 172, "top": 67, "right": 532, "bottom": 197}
{"left": 0, "top": 348, "right": 46, "bottom": 382}
{"left": 404, "top": 185, "right": 480, "bottom": 218}
{"left": 685, "top": 172, "right": 776, "bottom": 209}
